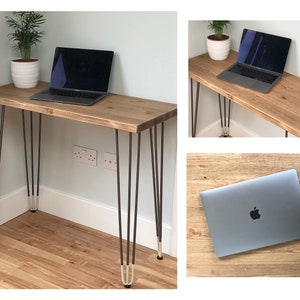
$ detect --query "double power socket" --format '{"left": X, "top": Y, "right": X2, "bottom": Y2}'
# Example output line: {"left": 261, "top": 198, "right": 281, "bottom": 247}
{"left": 73, "top": 145, "right": 117, "bottom": 171}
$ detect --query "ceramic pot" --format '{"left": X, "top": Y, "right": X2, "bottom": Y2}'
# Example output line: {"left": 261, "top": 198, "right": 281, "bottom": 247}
{"left": 207, "top": 34, "right": 231, "bottom": 60}
{"left": 11, "top": 59, "right": 39, "bottom": 88}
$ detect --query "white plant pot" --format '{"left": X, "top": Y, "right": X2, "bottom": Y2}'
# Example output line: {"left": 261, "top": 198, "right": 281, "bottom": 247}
{"left": 207, "top": 35, "right": 231, "bottom": 60}
{"left": 11, "top": 59, "right": 40, "bottom": 88}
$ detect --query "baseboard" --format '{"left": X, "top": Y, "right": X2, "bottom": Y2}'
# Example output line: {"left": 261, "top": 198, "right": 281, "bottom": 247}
{"left": 0, "top": 186, "right": 175, "bottom": 256}
{"left": 0, "top": 187, "right": 29, "bottom": 225}
{"left": 38, "top": 186, "right": 175, "bottom": 256}
{"left": 198, "top": 120, "right": 258, "bottom": 137}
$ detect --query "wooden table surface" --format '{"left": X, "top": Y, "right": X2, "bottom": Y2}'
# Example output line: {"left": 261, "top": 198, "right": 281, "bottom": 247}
{"left": 189, "top": 51, "right": 300, "bottom": 137}
{"left": 0, "top": 81, "right": 177, "bottom": 133}
{"left": 187, "top": 153, "right": 300, "bottom": 277}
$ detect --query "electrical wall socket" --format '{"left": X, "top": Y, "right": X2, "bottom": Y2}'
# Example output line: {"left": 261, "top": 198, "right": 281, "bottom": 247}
{"left": 73, "top": 145, "right": 97, "bottom": 166}
{"left": 104, "top": 152, "right": 117, "bottom": 171}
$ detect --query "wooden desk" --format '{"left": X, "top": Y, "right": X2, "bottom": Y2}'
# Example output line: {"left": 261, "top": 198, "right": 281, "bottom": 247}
{"left": 0, "top": 81, "right": 177, "bottom": 287}
{"left": 189, "top": 51, "right": 300, "bottom": 137}
{"left": 187, "top": 153, "right": 300, "bottom": 277}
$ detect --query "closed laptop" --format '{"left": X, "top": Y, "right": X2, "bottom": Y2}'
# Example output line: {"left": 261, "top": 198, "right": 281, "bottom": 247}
{"left": 200, "top": 169, "right": 300, "bottom": 257}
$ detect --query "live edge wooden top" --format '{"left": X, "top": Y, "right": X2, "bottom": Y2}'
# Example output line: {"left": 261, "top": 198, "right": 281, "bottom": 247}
{"left": 189, "top": 51, "right": 300, "bottom": 137}
{"left": 0, "top": 81, "right": 177, "bottom": 133}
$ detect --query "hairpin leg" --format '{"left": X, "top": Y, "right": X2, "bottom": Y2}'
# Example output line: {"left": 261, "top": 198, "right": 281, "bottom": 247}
{"left": 115, "top": 130, "right": 141, "bottom": 288}
{"left": 218, "top": 94, "right": 231, "bottom": 137}
{"left": 149, "top": 122, "right": 164, "bottom": 260}
{"left": 0, "top": 106, "right": 6, "bottom": 164}
{"left": 190, "top": 79, "right": 200, "bottom": 137}
{"left": 22, "top": 110, "right": 42, "bottom": 212}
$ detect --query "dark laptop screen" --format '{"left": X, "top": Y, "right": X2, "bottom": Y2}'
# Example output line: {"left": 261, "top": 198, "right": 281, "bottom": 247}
{"left": 50, "top": 47, "right": 114, "bottom": 93}
{"left": 237, "top": 29, "right": 291, "bottom": 74}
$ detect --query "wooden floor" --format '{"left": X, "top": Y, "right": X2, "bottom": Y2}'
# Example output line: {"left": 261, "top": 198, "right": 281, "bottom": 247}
{"left": 187, "top": 153, "right": 300, "bottom": 277}
{"left": 0, "top": 211, "right": 176, "bottom": 289}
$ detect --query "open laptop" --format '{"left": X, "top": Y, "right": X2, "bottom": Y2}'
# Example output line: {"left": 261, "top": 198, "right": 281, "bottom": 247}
{"left": 200, "top": 169, "right": 300, "bottom": 257}
{"left": 30, "top": 47, "right": 114, "bottom": 105}
{"left": 217, "top": 28, "right": 291, "bottom": 93}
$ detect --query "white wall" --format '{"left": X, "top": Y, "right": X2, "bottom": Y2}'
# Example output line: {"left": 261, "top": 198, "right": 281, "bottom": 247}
{"left": 189, "top": 20, "right": 300, "bottom": 137}
{"left": 0, "top": 12, "right": 177, "bottom": 253}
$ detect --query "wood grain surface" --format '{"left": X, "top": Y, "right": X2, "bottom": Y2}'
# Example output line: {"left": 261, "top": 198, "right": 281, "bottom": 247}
{"left": 0, "top": 81, "right": 177, "bottom": 133}
{"left": 189, "top": 52, "right": 300, "bottom": 136}
{"left": 187, "top": 153, "right": 300, "bottom": 277}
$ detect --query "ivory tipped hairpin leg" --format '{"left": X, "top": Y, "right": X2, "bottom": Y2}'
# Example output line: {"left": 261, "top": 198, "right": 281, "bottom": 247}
{"left": 218, "top": 94, "right": 231, "bottom": 137}
{"left": 115, "top": 122, "right": 165, "bottom": 287}
{"left": 22, "top": 110, "right": 42, "bottom": 212}
{"left": 149, "top": 122, "right": 164, "bottom": 260}
{"left": 115, "top": 130, "right": 141, "bottom": 288}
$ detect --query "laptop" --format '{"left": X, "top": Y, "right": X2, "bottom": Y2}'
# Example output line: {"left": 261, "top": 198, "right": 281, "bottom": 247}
{"left": 217, "top": 28, "right": 291, "bottom": 93}
{"left": 30, "top": 47, "right": 114, "bottom": 105}
{"left": 200, "top": 169, "right": 300, "bottom": 257}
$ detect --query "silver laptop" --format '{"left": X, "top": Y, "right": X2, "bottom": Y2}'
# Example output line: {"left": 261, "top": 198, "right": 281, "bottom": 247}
{"left": 31, "top": 47, "right": 114, "bottom": 105}
{"left": 217, "top": 28, "right": 291, "bottom": 93}
{"left": 200, "top": 169, "right": 300, "bottom": 257}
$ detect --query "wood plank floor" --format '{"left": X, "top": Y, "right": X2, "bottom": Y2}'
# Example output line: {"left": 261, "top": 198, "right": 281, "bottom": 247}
{"left": 0, "top": 211, "right": 176, "bottom": 289}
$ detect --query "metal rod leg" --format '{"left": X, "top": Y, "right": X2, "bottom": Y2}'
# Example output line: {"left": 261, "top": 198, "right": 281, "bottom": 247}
{"left": 190, "top": 79, "right": 200, "bottom": 137}
{"left": 22, "top": 111, "right": 42, "bottom": 212}
{"left": 218, "top": 94, "right": 224, "bottom": 130}
{"left": 36, "top": 113, "right": 42, "bottom": 197}
{"left": 30, "top": 112, "right": 34, "bottom": 198}
{"left": 218, "top": 94, "right": 232, "bottom": 137}
{"left": 22, "top": 110, "right": 30, "bottom": 198}
{"left": 115, "top": 130, "right": 141, "bottom": 288}
{"left": 0, "top": 106, "right": 6, "bottom": 164}
{"left": 149, "top": 123, "right": 164, "bottom": 260}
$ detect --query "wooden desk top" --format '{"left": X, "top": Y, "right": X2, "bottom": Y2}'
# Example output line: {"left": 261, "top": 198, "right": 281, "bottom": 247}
{"left": 0, "top": 81, "right": 177, "bottom": 133}
{"left": 187, "top": 153, "right": 300, "bottom": 277}
{"left": 189, "top": 51, "right": 300, "bottom": 137}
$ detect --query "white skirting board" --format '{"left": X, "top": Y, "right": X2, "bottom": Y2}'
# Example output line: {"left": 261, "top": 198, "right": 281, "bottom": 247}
{"left": 0, "top": 187, "right": 29, "bottom": 225}
{"left": 198, "top": 119, "right": 257, "bottom": 137}
{"left": 40, "top": 187, "right": 176, "bottom": 256}
{"left": 0, "top": 186, "right": 176, "bottom": 257}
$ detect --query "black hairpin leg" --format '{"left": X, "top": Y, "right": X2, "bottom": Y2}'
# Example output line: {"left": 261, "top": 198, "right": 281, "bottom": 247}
{"left": 190, "top": 79, "right": 200, "bottom": 137}
{"left": 0, "top": 106, "right": 6, "bottom": 164}
{"left": 115, "top": 130, "right": 141, "bottom": 288}
{"left": 149, "top": 122, "right": 164, "bottom": 260}
{"left": 22, "top": 110, "right": 42, "bottom": 212}
{"left": 218, "top": 94, "right": 231, "bottom": 137}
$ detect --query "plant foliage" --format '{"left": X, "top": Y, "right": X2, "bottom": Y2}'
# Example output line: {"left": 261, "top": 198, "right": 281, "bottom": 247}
{"left": 208, "top": 21, "right": 231, "bottom": 40}
{"left": 6, "top": 11, "right": 46, "bottom": 61}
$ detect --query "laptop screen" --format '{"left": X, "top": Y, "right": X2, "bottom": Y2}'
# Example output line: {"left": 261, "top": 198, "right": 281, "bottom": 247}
{"left": 50, "top": 47, "right": 114, "bottom": 93}
{"left": 237, "top": 29, "right": 291, "bottom": 74}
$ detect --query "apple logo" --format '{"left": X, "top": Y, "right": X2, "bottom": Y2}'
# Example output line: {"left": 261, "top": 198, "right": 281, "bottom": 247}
{"left": 250, "top": 206, "right": 261, "bottom": 220}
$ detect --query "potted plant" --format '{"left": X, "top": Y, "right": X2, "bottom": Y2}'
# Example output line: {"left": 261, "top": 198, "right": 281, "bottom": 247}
{"left": 207, "top": 20, "right": 231, "bottom": 60}
{"left": 6, "top": 11, "right": 46, "bottom": 88}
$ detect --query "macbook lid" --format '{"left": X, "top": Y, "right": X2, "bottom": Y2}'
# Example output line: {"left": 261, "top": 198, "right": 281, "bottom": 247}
{"left": 200, "top": 169, "right": 300, "bottom": 257}
{"left": 237, "top": 28, "right": 291, "bottom": 74}
{"left": 49, "top": 47, "right": 114, "bottom": 94}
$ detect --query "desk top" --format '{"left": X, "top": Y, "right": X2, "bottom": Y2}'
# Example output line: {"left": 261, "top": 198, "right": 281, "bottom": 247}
{"left": 189, "top": 51, "right": 300, "bottom": 137}
{"left": 187, "top": 153, "right": 300, "bottom": 276}
{"left": 0, "top": 81, "right": 177, "bottom": 133}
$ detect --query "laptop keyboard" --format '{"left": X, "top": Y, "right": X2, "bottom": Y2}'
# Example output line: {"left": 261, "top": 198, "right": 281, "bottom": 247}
{"left": 230, "top": 64, "right": 278, "bottom": 84}
{"left": 50, "top": 88, "right": 101, "bottom": 100}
